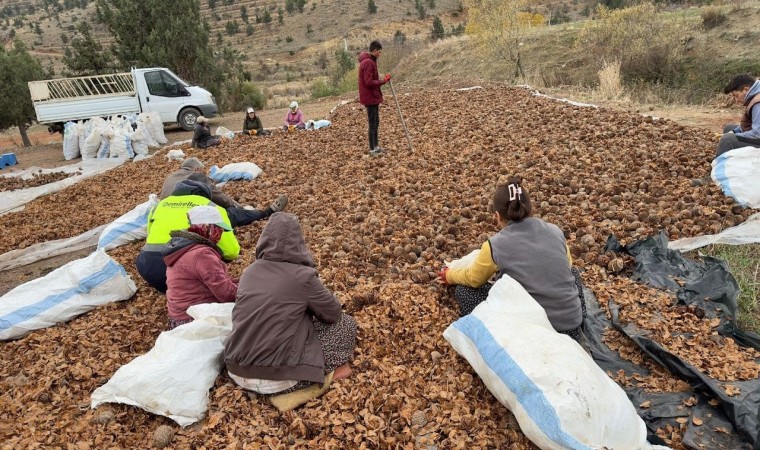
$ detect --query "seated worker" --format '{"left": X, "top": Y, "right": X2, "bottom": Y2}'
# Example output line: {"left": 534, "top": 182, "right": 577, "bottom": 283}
{"left": 163, "top": 205, "right": 239, "bottom": 329}
{"left": 192, "top": 116, "right": 221, "bottom": 149}
{"left": 283, "top": 101, "right": 306, "bottom": 131}
{"left": 159, "top": 157, "right": 287, "bottom": 228}
{"left": 224, "top": 212, "right": 357, "bottom": 396}
{"left": 717, "top": 74, "right": 760, "bottom": 158}
{"left": 242, "top": 107, "right": 270, "bottom": 136}
{"left": 136, "top": 180, "right": 240, "bottom": 293}
{"left": 438, "top": 177, "right": 586, "bottom": 343}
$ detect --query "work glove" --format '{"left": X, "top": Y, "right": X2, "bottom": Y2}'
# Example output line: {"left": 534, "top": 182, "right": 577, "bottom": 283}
{"left": 288, "top": 125, "right": 295, "bottom": 132}
{"left": 437, "top": 267, "right": 449, "bottom": 286}
{"left": 248, "top": 129, "right": 257, "bottom": 136}
{"left": 384, "top": 73, "right": 392, "bottom": 82}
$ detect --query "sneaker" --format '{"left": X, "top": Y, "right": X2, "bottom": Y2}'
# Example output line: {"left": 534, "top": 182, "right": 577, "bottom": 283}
{"left": 369, "top": 147, "right": 386, "bottom": 156}
{"left": 269, "top": 194, "right": 288, "bottom": 213}
{"left": 242, "top": 205, "right": 256, "bottom": 211}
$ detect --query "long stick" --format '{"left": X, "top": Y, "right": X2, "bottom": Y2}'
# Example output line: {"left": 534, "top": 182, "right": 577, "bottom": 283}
{"left": 388, "top": 80, "right": 413, "bottom": 152}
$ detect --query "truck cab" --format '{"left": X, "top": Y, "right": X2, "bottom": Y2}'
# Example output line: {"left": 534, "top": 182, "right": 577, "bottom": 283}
{"left": 133, "top": 68, "right": 217, "bottom": 130}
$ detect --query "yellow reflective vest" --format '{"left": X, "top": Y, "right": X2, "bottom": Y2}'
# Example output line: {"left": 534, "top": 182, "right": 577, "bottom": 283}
{"left": 145, "top": 194, "right": 240, "bottom": 261}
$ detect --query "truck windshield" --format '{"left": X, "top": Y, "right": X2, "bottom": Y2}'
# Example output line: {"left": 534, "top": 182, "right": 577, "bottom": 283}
{"left": 144, "top": 70, "right": 187, "bottom": 97}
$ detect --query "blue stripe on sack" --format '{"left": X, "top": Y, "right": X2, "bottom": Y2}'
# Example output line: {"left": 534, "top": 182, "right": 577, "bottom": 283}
{"left": 452, "top": 315, "right": 591, "bottom": 450}
{"left": 713, "top": 153, "right": 745, "bottom": 206}
{"left": 0, "top": 260, "right": 125, "bottom": 332}
{"left": 210, "top": 171, "right": 253, "bottom": 182}
{"left": 97, "top": 209, "right": 150, "bottom": 249}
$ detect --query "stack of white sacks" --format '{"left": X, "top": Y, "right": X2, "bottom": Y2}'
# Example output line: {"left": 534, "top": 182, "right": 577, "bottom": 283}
{"left": 62, "top": 112, "right": 168, "bottom": 161}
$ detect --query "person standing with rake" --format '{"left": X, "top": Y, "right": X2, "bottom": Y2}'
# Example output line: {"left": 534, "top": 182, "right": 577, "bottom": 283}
{"left": 358, "top": 40, "right": 391, "bottom": 156}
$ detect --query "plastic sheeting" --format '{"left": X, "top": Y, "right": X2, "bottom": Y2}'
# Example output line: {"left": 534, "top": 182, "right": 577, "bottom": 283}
{"left": 669, "top": 213, "right": 760, "bottom": 253}
{"left": 599, "top": 232, "right": 760, "bottom": 448}
{"left": 712, "top": 146, "right": 760, "bottom": 208}
{"left": 0, "top": 158, "right": 127, "bottom": 216}
{"left": 0, "top": 225, "right": 104, "bottom": 272}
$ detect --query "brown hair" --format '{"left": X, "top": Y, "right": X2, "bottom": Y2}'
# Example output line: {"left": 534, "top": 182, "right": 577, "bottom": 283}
{"left": 493, "top": 176, "right": 532, "bottom": 222}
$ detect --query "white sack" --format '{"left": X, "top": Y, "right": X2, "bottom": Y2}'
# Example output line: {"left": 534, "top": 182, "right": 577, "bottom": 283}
{"left": 91, "top": 303, "right": 234, "bottom": 427}
{"left": 443, "top": 275, "right": 663, "bottom": 450}
{"left": 137, "top": 114, "right": 160, "bottom": 148}
{"left": 712, "top": 146, "right": 760, "bottom": 209}
{"left": 79, "top": 120, "right": 92, "bottom": 155}
{"left": 669, "top": 212, "right": 760, "bottom": 252}
{"left": 305, "top": 119, "right": 331, "bottom": 130}
{"left": 0, "top": 225, "right": 104, "bottom": 272}
{"left": 83, "top": 121, "right": 104, "bottom": 160}
{"left": 215, "top": 126, "right": 235, "bottom": 140}
{"left": 146, "top": 112, "right": 168, "bottom": 145}
{"left": 166, "top": 149, "right": 186, "bottom": 161}
{"left": 129, "top": 126, "right": 149, "bottom": 156}
{"left": 208, "top": 162, "right": 262, "bottom": 183}
{"left": 109, "top": 130, "right": 135, "bottom": 159}
{"left": 0, "top": 250, "right": 136, "bottom": 340}
{"left": 97, "top": 195, "right": 158, "bottom": 251}
{"left": 63, "top": 121, "right": 81, "bottom": 160}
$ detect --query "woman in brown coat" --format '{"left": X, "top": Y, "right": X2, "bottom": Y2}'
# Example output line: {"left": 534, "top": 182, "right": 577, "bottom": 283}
{"left": 224, "top": 212, "right": 356, "bottom": 395}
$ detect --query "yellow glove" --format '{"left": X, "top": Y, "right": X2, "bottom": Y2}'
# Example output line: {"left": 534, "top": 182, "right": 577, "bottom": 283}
{"left": 249, "top": 129, "right": 257, "bottom": 136}
{"left": 288, "top": 125, "right": 295, "bottom": 132}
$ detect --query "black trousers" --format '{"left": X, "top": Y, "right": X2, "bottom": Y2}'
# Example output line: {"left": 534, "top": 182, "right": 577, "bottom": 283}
{"left": 366, "top": 105, "right": 380, "bottom": 150}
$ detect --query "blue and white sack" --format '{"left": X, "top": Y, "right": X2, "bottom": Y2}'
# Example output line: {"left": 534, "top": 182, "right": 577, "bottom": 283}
{"left": 0, "top": 250, "right": 136, "bottom": 340}
{"left": 208, "top": 162, "right": 262, "bottom": 182}
{"left": 97, "top": 195, "right": 158, "bottom": 251}
{"left": 443, "top": 274, "right": 664, "bottom": 450}
{"left": 712, "top": 146, "right": 760, "bottom": 208}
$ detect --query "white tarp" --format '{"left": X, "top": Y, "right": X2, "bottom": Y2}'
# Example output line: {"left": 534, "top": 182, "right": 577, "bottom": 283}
{"left": 0, "top": 250, "right": 136, "bottom": 340}
{"left": 443, "top": 274, "right": 666, "bottom": 450}
{"left": 0, "top": 158, "right": 127, "bottom": 216}
{"left": 712, "top": 146, "right": 760, "bottom": 209}
{"left": 669, "top": 212, "right": 760, "bottom": 253}
{"left": 0, "top": 225, "right": 104, "bottom": 272}
{"left": 91, "top": 303, "right": 234, "bottom": 427}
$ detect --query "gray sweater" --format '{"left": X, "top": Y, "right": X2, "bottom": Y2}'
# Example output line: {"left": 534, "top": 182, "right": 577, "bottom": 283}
{"left": 490, "top": 217, "right": 582, "bottom": 332}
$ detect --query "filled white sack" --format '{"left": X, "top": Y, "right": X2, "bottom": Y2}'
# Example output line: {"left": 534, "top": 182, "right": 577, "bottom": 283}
{"left": 97, "top": 195, "right": 158, "bottom": 251}
{"left": 91, "top": 303, "right": 234, "bottom": 427}
{"left": 144, "top": 112, "right": 167, "bottom": 145}
{"left": 109, "top": 129, "right": 135, "bottom": 159}
{"left": 208, "top": 162, "right": 262, "bottom": 182}
{"left": 215, "top": 126, "right": 235, "bottom": 140}
{"left": 128, "top": 126, "right": 150, "bottom": 156}
{"left": 712, "top": 146, "right": 760, "bottom": 209}
{"left": 63, "top": 121, "right": 81, "bottom": 160}
{"left": 0, "top": 250, "right": 136, "bottom": 340}
{"left": 443, "top": 274, "right": 665, "bottom": 450}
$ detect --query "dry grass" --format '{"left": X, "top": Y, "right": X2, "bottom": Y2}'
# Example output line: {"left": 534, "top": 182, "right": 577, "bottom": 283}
{"left": 595, "top": 60, "right": 626, "bottom": 101}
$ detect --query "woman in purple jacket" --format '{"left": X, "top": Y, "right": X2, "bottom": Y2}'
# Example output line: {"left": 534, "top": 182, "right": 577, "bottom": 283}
{"left": 162, "top": 205, "right": 239, "bottom": 329}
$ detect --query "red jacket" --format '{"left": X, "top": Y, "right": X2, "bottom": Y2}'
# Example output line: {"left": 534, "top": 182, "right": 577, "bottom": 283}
{"left": 358, "top": 51, "right": 386, "bottom": 106}
{"left": 163, "top": 231, "right": 238, "bottom": 321}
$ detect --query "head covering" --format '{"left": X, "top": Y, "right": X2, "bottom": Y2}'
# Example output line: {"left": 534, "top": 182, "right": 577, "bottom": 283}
{"left": 171, "top": 179, "right": 212, "bottom": 199}
{"left": 196, "top": 116, "right": 208, "bottom": 124}
{"left": 188, "top": 205, "right": 232, "bottom": 231}
{"left": 289, "top": 101, "right": 298, "bottom": 109}
{"left": 246, "top": 107, "right": 255, "bottom": 114}
{"left": 255, "top": 212, "right": 314, "bottom": 267}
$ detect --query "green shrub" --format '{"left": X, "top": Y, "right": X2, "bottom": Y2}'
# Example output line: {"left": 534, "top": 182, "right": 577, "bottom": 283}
{"left": 701, "top": 6, "right": 727, "bottom": 30}
{"left": 311, "top": 78, "right": 337, "bottom": 98}
{"left": 224, "top": 80, "right": 266, "bottom": 111}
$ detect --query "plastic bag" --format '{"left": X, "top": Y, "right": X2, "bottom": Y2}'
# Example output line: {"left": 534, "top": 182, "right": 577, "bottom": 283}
{"left": 90, "top": 303, "right": 234, "bottom": 427}
{"left": 208, "top": 162, "right": 263, "bottom": 182}
{"left": 443, "top": 274, "right": 663, "bottom": 450}
{"left": 0, "top": 250, "right": 137, "bottom": 340}
{"left": 166, "top": 149, "right": 186, "bottom": 161}
{"left": 129, "top": 126, "right": 149, "bottom": 156}
{"left": 215, "top": 126, "right": 235, "bottom": 140}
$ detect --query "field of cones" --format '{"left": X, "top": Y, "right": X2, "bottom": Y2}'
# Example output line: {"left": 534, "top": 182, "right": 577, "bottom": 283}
{"left": 0, "top": 85, "right": 754, "bottom": 448}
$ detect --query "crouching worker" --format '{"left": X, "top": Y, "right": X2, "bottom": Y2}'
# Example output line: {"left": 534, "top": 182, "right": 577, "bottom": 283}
{"left": 242, "top": 107, "right": 270, "bottom": 136}
{"left": 163, "top": 205, "right": 239, "bottom": 329}
{"left": 136, "top": 180, "right": 240, "bottom": 293}
{"left": 192, "top": 116, "right": 221, "bottom": 149}
{"left": 717, "top": 74, "right": 760, "bottom": 157}
{"left": 283, "top": 101, "right": 306, "bottom": 131}
{"left": 438, "top": 177, "right": 587, "bottom": 343}
{"left": 224, "top": 212, "right": 357, "bottom": 398}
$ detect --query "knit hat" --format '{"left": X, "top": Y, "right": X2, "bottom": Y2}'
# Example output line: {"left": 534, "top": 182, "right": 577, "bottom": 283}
{"left": 187, "top": 205, "right": 232, "bottom": 231}
{"left": 290, "top": 101, "right": 298, "bottom": 109}
{"left": 246, "top": 107, "right": 255, "bottom": 114}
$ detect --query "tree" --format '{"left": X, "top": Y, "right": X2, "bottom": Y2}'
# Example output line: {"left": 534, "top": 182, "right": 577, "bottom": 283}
{"left": 208, "top": 0, "right": 216, "bottom": 10}
{"left": 225, "top": 19, "right": 239, "bottom": 35}
{"left": 465, "top": 0, "right": 544, "bottom": 80}
{"left": 414, "top": 0, "right": 426, "bottom": 19}
{"left": 246, "top": 23, "right": 254, "bottom": 35}
{"left": 368, "top": 0, "right": 377, "bottom": 14}
{"left": 63, "top": 21, "right": 112, "bottom": 75}
{"left": 240, "top": 5, "right": 248, "bottom": 22}
{"left": 277, "top": 6, "right": 284, "bottom": 24}
{"left": 286, "top": 0, "right": 295, "bottom": 14}
{"left": 0, "top": 40, "right": 45, "bottom": 147}
{"left": 262, "top": 8, "right": 272, "bottom": 23}
{"left": 95, "top": 0, "right": 220, "bottom": 96}
{"left": 430, "top": 16, "right": 444, "bottom": 40}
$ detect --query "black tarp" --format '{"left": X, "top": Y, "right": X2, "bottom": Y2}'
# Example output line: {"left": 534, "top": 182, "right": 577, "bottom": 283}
{"left": 584, "top": 232, "right": 760, "bottom": 449}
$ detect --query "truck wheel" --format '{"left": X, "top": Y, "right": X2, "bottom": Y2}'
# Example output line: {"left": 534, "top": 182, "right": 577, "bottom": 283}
{"left": 178, "top": 108, "right": 201, "bottom": 131}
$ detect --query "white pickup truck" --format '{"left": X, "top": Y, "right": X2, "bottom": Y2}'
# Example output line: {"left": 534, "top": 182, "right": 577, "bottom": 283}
{"left": 28, "top": 67, "right": 218, "bottom": 132}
